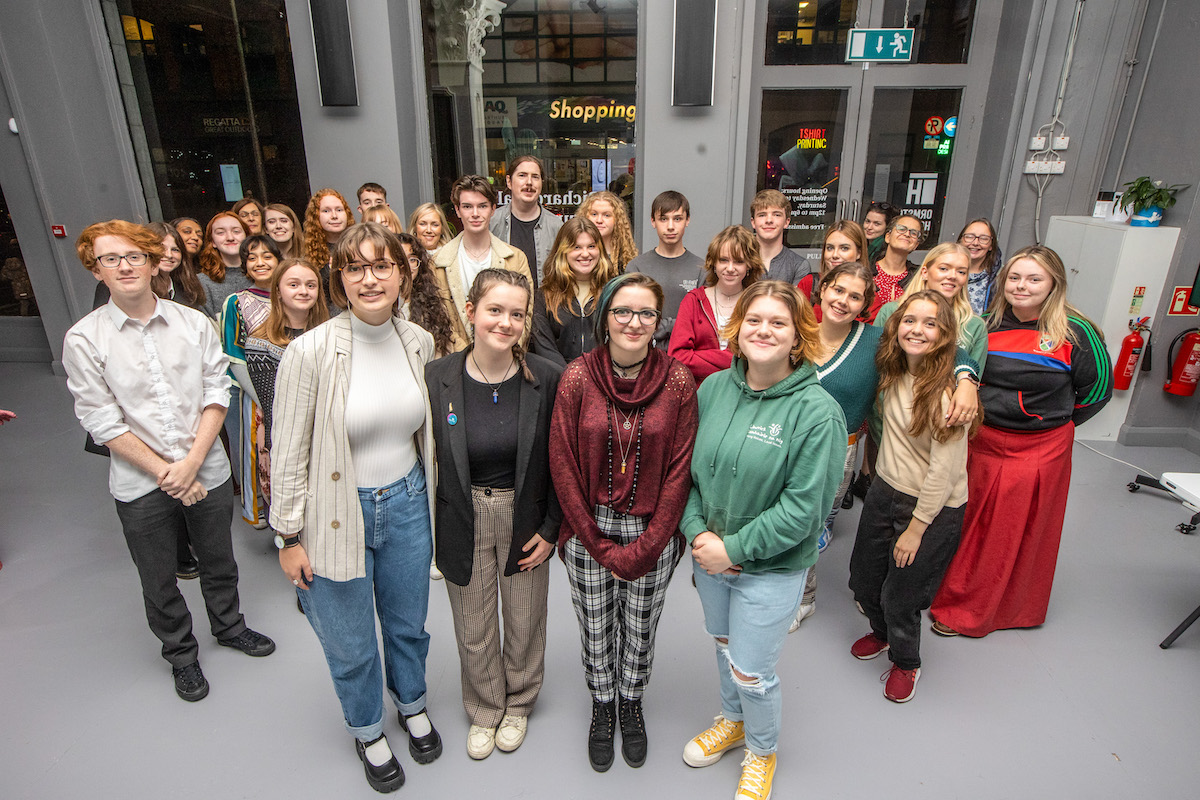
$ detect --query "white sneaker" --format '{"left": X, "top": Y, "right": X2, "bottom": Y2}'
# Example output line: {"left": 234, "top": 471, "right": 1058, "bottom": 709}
{"left": 495, "top": 714, "right": 528, "bottom": 752}
{"left": 788, "top": 601, "right": 815, "bottom": 634}
{"left": 466, "top": 724, "right": 496, "bottom": 759}
{"left": 430, "top": 562, "right": 443, "bottom": 581}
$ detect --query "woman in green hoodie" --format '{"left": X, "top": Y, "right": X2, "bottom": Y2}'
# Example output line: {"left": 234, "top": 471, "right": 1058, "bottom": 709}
{"left": 679, "top": 280, "right": 845, "bottom": 800}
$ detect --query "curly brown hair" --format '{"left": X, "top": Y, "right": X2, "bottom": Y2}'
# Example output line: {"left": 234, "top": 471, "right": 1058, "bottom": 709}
{"left": 302, "top": 188, "right": 355, "bottom": 268}
{"left": 395, "top": 231, "right": 456, "bottom": 356}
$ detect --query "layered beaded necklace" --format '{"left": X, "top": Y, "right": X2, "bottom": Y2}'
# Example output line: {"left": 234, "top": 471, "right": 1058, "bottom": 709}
{"left": 606, "top": 399, "right": 644, "bottom": 512}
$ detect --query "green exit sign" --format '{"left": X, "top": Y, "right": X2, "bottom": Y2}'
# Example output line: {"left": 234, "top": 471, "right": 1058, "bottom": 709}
{"left": 845, "top": 28, "right": 915, "bottom": 62}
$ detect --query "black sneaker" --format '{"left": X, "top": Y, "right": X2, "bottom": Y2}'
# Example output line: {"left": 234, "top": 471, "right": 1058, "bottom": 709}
{"left": 175, "top": 558, "right": 200, "bottom": 580}
{"left": 618, "top": 698, "right": 647, "bottom": 767}
{"left": 852, "top": 472, "right": 873, "bottom": 499}
{"left": 172, "top": 661, "right": 209, "bottom": 702}
{"left": 588, "top": 699, "right": 616, "bottom": 772}
{"left": 217, "top": 628, "right": 276, "bottom": 657}
{"left": 397, "top": 710, "right": 443, "bottom": 764}
{"left": 840, "top": 488, "right": 854, "bottom": 509}
{"left": 355, "top": 735, "right": 405, "bottom": 793}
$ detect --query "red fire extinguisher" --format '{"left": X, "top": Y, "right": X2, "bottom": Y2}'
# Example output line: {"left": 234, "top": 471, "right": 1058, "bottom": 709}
{"left": 1164, "top": 328, "right": 1200, "bottom": 396}
{"left": 1114, "top": 318, "right": 1151, "bottom": 391}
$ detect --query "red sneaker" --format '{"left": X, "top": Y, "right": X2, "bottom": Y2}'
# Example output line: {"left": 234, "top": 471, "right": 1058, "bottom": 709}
{"left": 882, "top": 665, "right": 921, "bottom": 703}
{"left": 850, "top": 633, "right": 889, "bottom": 660}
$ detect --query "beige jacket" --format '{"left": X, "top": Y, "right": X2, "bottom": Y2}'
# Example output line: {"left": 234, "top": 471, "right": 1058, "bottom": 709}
{"left": 431, "top": 232, "right": 533, "bottom": 352}
{"left": 269, "top": 313, "right": 436, "bottom": 581}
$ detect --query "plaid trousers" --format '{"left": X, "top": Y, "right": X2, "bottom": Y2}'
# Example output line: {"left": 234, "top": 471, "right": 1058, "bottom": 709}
{"left": 564, "top": 505, "right": 683, "bottom": 703}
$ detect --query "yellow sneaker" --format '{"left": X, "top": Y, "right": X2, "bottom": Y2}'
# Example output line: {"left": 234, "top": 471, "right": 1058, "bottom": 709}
{"left": 682, "top": 715, "right": 745, "bottom": 767}
{"left": 735, "top": 751, "right": 776, "bottom": 800}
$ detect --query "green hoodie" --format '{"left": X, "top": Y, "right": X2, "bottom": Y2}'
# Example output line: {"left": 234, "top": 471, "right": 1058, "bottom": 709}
{"left": 682, "top": 359, "right": 846, "bottom": 573}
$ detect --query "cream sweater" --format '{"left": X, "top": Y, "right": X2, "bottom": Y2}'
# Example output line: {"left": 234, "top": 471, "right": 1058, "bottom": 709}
{"left": 875, "top": 372, "right": 968, "bottom": 524}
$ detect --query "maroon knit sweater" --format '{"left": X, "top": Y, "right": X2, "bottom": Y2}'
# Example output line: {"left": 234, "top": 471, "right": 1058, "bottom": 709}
{"left": 550, "top": 346, "right": 698, "bottom": 580}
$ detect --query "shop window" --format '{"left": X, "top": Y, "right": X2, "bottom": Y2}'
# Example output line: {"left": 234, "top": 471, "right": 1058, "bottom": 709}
{"left": 420, "top": 0, "right": 638, "bottom": 218}
{"left": 105, "top": 0, "right": 311, "bottom": 223}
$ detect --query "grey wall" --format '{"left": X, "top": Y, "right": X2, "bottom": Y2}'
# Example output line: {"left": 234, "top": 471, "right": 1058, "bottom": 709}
{"left": 1105, "top": 1, "right": 1200, "bottom": 449}
{"left": 0, "top": 0, "right": 148, "bottom": 370}
{"left": 283, "top": 0, "right": 431, "bottom": 217}
{"left": 634, "top": 0, "right": 747, "bottom": 252}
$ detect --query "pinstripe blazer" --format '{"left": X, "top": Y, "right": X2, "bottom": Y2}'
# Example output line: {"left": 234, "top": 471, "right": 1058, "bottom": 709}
{"left": 268, "top": 313, "right": 437, "bottom": 581}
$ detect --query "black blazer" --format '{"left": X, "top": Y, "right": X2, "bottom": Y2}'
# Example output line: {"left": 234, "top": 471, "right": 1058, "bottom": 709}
{"left": 425, "top": 349, "right": 563, "bottom": 586}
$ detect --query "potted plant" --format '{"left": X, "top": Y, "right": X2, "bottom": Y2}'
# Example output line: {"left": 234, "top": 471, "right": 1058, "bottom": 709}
{"left": 1119, "top": 176, "right": 1188, "bottom": 227}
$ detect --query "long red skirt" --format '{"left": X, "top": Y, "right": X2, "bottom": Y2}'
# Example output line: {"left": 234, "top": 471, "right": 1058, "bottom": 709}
{"left": 930, "top": 422, "right": 1074, "bottom": 637}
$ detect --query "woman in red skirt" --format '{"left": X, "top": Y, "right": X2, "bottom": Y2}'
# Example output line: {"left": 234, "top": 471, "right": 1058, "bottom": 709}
{"left": 929, "top": 245, "right": 1111, "bottom": 637}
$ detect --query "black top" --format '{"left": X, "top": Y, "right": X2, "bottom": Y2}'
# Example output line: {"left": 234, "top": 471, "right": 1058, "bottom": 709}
{"left": 464, "top": 367, "right": 521, "bottom": 488}
{"left": 509, "top": 215, "right": 539, "bottom": 275}
{"left": 425, "top": 349, "right": 564, "bottom": 585}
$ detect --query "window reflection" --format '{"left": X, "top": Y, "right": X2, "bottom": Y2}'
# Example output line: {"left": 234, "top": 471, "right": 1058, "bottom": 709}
{"left": 862, "top": 88, "right": 963, "bottom": 242}
{"left": 422, "top": 0, "right": 638, "bottom": 218}
{"left": 765, "top": 0, "right": 859, "bottom": 66}
{"left": 109, "top": 1, "right": 311, "bottom": 222}
{"left": 881, "top": 0, "right": 975, "bottom": 64}
{"left": 757, "top": 89, "right": 849, "bottom": 248}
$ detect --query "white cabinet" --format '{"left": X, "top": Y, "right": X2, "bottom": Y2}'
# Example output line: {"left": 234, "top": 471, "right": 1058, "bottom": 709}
{"left": 1044, "top": 216, "right": 1181, "bottom": 441}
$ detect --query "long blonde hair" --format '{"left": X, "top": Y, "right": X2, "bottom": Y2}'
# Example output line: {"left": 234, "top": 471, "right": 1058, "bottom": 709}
{"left": 898, "top": 242, "right": 975, "bottom": 333}
{"left": 987, "top": 245, "right": 1101, "bottom": 350}
{"left": 407, "top": 202, "right": 453, "bottom": 249}
{"left": 577, "top": 191, "right": 637, "bottom": 271}
{"left": 540, "top": 216, "right": 618, "bottom": 323}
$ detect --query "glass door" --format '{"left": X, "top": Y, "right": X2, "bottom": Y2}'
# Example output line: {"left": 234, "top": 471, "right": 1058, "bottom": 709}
{"left": 748, "top": 0, "right": 993, "bottom": 257}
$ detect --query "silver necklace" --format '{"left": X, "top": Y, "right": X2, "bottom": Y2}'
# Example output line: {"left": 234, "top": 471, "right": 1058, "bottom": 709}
{"left": 470, "top": 352, "right": 515, "bottom": 404}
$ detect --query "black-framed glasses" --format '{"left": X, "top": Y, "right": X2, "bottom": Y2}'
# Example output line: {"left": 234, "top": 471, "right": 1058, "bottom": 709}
{"left": 341, "top": 260, "right": 397, "bottom": 282}
{"left": 94, "top": 252, "right": 149, "bottom": 269}
{"left": 890, "top": 224, "right": 924, "bottom": 242}
{"left": 960, "top": 233, "right": 993, "bottom": 245}
{"left": 609, "top": 307, "right": 660, "bottom": 325}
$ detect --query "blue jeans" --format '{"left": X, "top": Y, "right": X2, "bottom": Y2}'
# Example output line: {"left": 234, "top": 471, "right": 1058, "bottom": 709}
{"left": 299, "top": 462, "right": 432, "bottom": 742}
{"left": 692, "top": 561, "right": 808, "bottom": 755}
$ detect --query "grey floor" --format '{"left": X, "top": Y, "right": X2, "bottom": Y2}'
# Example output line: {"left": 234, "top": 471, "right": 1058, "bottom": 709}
{"left": 2, "top": 360, "right": 1198, "bottom": 800}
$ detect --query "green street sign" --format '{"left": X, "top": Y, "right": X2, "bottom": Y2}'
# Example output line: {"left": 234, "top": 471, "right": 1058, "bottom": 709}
{"left": 845, "top": 28, "right": 915, "bottom": 62}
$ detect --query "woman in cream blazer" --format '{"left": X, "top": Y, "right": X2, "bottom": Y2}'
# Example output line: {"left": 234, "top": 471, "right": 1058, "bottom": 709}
{"left": 270, "top": 222, "right": 440, "bottom": 793}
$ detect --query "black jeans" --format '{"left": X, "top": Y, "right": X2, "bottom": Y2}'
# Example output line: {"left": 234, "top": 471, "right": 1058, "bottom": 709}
{"left": 114, "top": 478, "right": 246, "bottom": 668}
{"left": 848, "top": 479, "right": 965, "bottom": 670}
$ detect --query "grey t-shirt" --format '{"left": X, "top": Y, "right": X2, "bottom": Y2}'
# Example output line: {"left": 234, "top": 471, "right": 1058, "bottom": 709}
{"left": 626, "top": 247, "right": 705, "bottom": 347}
{"left": 762, "top": 245, "right": 810, "bottom": 286}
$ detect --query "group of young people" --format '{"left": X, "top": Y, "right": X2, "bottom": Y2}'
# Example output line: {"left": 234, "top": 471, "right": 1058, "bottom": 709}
{"left": 62, "top": 154, "right": 1111, "bottom": 800}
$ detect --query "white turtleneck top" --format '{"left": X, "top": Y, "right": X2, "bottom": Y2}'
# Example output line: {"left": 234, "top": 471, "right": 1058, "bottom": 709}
{"left": 345, "top": 313, "right": 424, "bottom": 488}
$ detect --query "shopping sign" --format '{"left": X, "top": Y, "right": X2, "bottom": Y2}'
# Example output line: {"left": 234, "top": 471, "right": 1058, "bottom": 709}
{"left": 845, "top": 28, "right": 915, "bottom": 62}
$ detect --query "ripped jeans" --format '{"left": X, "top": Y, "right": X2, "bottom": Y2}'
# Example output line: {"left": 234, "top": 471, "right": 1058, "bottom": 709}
{"left": 692, "top": 562, "right": 808, "bottom": 755}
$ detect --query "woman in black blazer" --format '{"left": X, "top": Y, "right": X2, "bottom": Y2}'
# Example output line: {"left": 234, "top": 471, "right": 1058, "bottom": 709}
{"left": 425, "top": 268, "right": 562, "bottom": 761}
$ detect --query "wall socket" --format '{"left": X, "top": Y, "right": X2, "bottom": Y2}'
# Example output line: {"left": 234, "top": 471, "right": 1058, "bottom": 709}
{"left": 1050, "top": 160, "right": 1067, "bottom": 174}
{"left": 1053, "top": 135, "right": 1069, "bottom": 149}
{"left": 1030, "top": 135, "right": 1047, "bottom": 150}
